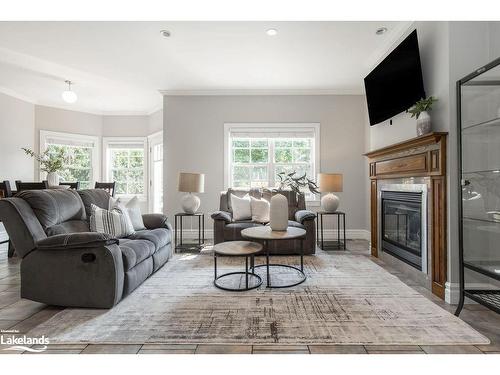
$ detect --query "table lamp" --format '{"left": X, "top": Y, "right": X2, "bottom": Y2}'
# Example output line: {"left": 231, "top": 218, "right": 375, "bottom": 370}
{"left": 178, "top": 172, "right": 205, "bottom": 214}
{"left": 318, "top": 173, "right": 343, "bottom": 212}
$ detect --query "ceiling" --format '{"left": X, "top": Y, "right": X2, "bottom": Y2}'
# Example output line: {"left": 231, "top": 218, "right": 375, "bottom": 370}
{"left": 0, "top": 21, "right": 411, "bottom": 115}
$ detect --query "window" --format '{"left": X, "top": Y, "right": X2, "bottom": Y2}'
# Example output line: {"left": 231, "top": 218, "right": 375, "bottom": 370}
{"left": 103, "top": 138, "right": 147, "bottom": 198}
{"left": 40, "top": 131, "right": 99, "bottom": 189}
{"left": 224, "top": 123, "right": 320, "bottom": 201}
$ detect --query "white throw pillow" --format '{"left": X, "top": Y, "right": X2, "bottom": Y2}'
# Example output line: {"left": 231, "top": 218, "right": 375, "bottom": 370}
{"left": 250, "top": 196, "right": 270, "bottom": 223}
{"left": 125, "top": 196, "right": 146, "bottom": 231}
{"left": 230, "top": 194, "right": 252, "bottom": 221}
{"left": 90, "top": 204, "right": 134, "bottom": 238}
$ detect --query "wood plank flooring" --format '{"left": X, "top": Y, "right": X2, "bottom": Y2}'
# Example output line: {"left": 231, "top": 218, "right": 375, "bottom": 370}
{"left": 1, "top": 240, "right": 500, "bottom": 355}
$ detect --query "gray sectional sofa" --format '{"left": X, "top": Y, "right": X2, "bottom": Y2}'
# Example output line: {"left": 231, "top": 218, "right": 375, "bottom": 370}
{"left": 0, "top": 188, "right": 172, "bottom": 308}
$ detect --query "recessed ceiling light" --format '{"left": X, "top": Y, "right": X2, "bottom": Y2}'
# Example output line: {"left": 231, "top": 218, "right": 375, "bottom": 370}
{"left": 266, "top": 28, "right": 278, "bottom": 36}
{"left": 61, "top": 80, "right": 77, "bottom": 104}
{"left": 376, "top": 27, "right": 388, "bottom": 35}
{"left": 160, "top": 30, "right": 171, "bottom": 38}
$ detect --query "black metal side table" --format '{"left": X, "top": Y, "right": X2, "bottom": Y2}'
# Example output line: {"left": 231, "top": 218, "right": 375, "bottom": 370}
{"left": 174, "top": 212, "right": 205, "bottom": 253}
{"left": 316, "top": 211, "right": 346, "bottom": 250}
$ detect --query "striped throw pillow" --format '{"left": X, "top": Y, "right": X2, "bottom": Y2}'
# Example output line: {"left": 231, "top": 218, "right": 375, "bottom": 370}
{"left": 89, "top": 203, "right": 134, "bottom": 238}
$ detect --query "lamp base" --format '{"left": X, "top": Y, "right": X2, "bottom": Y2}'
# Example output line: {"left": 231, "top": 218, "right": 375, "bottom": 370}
{"left": 321, "top": 193, "right": 339, "bottom": 212}
{"left": 181, "top": 193, "right": 200, "bottom": 214}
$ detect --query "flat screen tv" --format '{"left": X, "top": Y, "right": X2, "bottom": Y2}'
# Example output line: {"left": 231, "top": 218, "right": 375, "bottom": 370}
{"left": 364, "top": 30, "right": 426, "bottom": 126}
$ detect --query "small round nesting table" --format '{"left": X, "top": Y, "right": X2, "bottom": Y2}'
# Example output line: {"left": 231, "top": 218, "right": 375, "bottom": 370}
{"left": 213, "top": 241, "right": 263, "bottom": 291}
{"left": 241, "top": 226, "right": 307, "bottom": 288}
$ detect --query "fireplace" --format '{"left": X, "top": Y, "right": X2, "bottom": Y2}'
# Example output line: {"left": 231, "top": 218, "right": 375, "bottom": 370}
{"left": 381, "top": 190, "right": 424, "bottom": 270}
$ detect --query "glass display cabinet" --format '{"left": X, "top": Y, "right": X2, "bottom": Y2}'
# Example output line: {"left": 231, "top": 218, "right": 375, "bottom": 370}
{"left": 456, "top": 57, "right": 500, "bottom": 316}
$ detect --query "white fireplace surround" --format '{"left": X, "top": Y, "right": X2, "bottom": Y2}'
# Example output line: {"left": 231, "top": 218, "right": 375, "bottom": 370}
{"left": 378, "top": 183, "right": 428, "bottom": 274}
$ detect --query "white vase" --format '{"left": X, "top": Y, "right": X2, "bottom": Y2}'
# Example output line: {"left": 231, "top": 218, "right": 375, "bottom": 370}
{"left": 269, "top": 193, "right": 288, "bottom": 231}
{"left": 416, "top": 111, "right": 432, "bottom": 136}
{"left": 47, "top": 172, "right": 59, "bottom": 187}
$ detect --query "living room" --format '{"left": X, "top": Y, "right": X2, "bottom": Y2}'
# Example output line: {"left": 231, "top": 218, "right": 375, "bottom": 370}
{"left": 1, "top": 1, "right": 500, "bottom": 373}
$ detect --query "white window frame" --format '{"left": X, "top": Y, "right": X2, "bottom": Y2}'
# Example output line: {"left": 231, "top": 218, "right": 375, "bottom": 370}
{"left": 224, "top": 123, "right": 320, "bottom": 204}
{"left": 147, "top": 131, "right": 163, "bottom": 213}
{"left": 103, "top": 136, "right": 148, "bottom": 201}
{"left": 39, "top": 130, "right": 100, "bottom": 187}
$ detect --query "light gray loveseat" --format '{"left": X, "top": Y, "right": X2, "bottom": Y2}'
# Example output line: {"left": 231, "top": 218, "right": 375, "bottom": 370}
{"left": 0, "top": 189, "right": 172, "bottom": 308}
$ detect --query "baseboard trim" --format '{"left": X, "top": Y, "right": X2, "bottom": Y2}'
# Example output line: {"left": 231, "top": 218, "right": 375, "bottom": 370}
{"left": 445, "top": 282, "right": 497, "bottom": 305}
{"left": 178, "top": 228, "right": 370, "bottom": 241}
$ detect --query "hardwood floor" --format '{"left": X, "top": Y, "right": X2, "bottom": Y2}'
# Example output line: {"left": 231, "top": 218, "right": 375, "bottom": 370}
{"left": 1, "top": 240, "right": 499, "bottom": 355}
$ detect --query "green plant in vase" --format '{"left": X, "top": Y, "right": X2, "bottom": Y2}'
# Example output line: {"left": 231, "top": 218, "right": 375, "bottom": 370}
{"left": 407, "top": 96, "right": 438, "bottom": 136}
{"left": 22, "top": 147, "right": 67, "bottom": 186}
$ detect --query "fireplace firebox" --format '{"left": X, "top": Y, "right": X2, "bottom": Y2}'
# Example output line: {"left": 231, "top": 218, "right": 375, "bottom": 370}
{"left": 381, "top": 189, "right": 427, "bottom": 271}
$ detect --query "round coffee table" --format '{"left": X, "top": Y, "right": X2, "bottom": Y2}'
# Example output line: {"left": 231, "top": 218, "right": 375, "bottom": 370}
{"left": 213, "top": 241, "right": 263, "bottom": 291}
{"left": 241, "top": 226, "right": 306, "bottom": 288}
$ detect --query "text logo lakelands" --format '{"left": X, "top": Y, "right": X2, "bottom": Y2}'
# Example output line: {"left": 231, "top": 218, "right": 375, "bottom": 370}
{"left": 1, "top": 330, "right": 49, "bottom": 353}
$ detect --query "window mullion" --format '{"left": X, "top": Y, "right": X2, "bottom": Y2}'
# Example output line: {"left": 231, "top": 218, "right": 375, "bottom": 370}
{"left": 269, "top": 139, "right": 275, "bottom": 188}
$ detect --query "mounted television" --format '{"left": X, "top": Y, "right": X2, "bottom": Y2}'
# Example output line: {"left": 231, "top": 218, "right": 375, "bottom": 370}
{"left": 364, "top": 30, "right": 426, "bottom": 126}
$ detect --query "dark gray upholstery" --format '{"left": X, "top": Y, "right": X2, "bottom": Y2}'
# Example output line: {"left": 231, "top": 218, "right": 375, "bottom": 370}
{"left": 212, "top": 189, "right": 316, "bottom": 255}
{"left": 0, "top": 188, "right": 173, "bottom": 308}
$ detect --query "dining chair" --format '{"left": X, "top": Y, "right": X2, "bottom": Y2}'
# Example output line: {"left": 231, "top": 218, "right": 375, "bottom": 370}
{"left": 60, "top": 181, "right": 80, "bottom": 190}
{"left": 15, "top": 180, "right": 49, "bottom": 192}
{"left": 0, "top": 180, "right": 14, "bottom": 257}
{"left": 95, "top": 182, "right": 116, "bottom": 197}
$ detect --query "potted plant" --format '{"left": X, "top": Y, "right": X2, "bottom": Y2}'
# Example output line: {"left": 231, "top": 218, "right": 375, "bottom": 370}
{"left": 407, "top": 96, "right": 438, "bottom": 136}
{"left": 269, "top": 172, "right": 319, "bottom": 231}
{"left": 22, "top": 147, "right": 67, "bottom": 187}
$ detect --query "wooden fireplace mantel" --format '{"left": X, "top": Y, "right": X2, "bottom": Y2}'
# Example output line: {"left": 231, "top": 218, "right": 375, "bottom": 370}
{"left": 364, "top": 132, "right": 448, "bottom": 299}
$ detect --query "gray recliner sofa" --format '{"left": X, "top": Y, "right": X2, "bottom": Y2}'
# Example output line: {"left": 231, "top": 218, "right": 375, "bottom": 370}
{"left": 211, "top": 188, "right": 316, "bottom": 255}
{"left": 0, "top": 188, "right": 172, "bottom": 308}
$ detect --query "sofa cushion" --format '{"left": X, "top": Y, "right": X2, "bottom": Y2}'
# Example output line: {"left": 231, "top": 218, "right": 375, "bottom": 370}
{"left": 119, "top": 239, "right": 155, "bottom": 271}
{"left": 78, "top": 189, "right": 111, "bottom": 219}
{"left": 46, "top": 220, "right": 90, "bottom": 236}
{"left": 265, "top": 220, "right": 305, "bottom": 229}
{"left": 223, "top": 221, "right": 263, "bottom": 241}
{"left": 17, "top": 189, "right": 86, "bottom": 231}
{"left": 127, "top": 228, "right": 171, "bottom": 251}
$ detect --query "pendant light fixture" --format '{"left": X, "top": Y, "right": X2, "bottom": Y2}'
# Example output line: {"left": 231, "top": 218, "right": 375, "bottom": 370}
{"left": 62, "top": 80, "right": 78, "bottom": 103}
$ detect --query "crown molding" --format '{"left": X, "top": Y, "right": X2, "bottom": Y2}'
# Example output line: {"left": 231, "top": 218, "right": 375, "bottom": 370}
{"left": 159, "top": 88, "right": 364, "bottom": 96}
{"left": 0, "top": 86, "right": 37, "bottom": 104}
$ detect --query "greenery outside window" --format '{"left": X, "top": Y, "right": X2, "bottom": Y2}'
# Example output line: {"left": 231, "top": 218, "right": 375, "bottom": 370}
{"left": 104, "top": 137, "right": 147, "bottom": 199}
{"left": 40, "top": 130, "right": 99, "bottom": 189}
{"left": 225, "top": 124, "right": 320, "bottom": 201}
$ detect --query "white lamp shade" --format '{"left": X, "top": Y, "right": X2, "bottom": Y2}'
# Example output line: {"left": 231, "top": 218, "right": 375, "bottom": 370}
{"left": 178, "top": 172, "right": 205, "bottom": 193}
{"left": 318, "top": 173, "right": 343, "bottom": 192}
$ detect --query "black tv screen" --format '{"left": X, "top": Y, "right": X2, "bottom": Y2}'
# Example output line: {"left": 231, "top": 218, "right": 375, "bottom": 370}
{"left": 364, "top": 30, "right": 426, "bottom": 126}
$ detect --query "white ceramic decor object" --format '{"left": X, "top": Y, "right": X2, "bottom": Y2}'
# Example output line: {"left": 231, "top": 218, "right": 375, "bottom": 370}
{"left": 181, "top": 193, "right": 201, "bottom": 214}
{"left": 269, "top": 193, "right": 288, "bottom": 231}
{"left": 416, "top": 111, "right": 432, "bottom": 136}
{"left": 47, "top": 172, "right": 60, "bottom": 187}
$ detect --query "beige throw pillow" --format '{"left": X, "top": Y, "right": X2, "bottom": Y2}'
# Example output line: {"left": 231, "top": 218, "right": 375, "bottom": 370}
{"left": 230, "top": 194, "right": 252, "bottom": 221}
{"left": 250, "top": 196, "right": 270, "bottom": 223}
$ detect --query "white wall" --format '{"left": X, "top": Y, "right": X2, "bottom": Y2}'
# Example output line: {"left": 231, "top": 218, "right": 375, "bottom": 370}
{"left": 148, "top": 109, "right": 163, "bottom": 134}
{"left": 0, "top": 92, "right": 35, "bottom": 188}
{"left": 163, "top": 95, "right": 369, "bottom": 235}
{"left": 102, "top": 115, "right": 150, "bottom": 137}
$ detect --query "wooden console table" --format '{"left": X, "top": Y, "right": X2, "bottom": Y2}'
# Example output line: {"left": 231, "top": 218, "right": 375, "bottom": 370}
{"left": 364, "top": 132, "right": 448, "bottom": 299}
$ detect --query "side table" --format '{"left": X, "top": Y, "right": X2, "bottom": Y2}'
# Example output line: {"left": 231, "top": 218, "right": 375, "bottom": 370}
{"left": 174, "top": 212, "right": 205, "bottom": 253}
{"left": 316, "top": 211, "right": 346, "bottom": 250}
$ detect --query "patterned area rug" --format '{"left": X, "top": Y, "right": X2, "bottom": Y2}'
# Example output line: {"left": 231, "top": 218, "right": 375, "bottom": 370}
{"left": 28, "top": 250, "right": 489, "bottom": 345}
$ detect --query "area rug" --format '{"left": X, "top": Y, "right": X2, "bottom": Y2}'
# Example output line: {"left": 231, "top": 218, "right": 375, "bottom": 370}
{"left": 27, "top": 249, "right": 489, "bottom": 345}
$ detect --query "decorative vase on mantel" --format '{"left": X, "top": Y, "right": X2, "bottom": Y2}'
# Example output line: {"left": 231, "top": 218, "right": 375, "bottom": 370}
{"left": 46, "top": 172, "right": 60, "bottom": 187}
{"left": 416, "top": 111, "right": 432, "bottom": 136}
{"left": 269, "top": 192, "right": 288, "bottom": 231}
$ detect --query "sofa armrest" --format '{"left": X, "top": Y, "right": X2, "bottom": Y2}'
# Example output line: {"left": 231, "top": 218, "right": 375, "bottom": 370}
{"left": 142, "top": 213, "right": 172, "bottom": 230}
{"left": 36, "top": 232, "right": 118, "bottom": 250}
{"left": 211, "top": 210, "right": 232, "bottom": 223}
{"left": 295, "top": 210, "right": 316, "bottom": 224}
